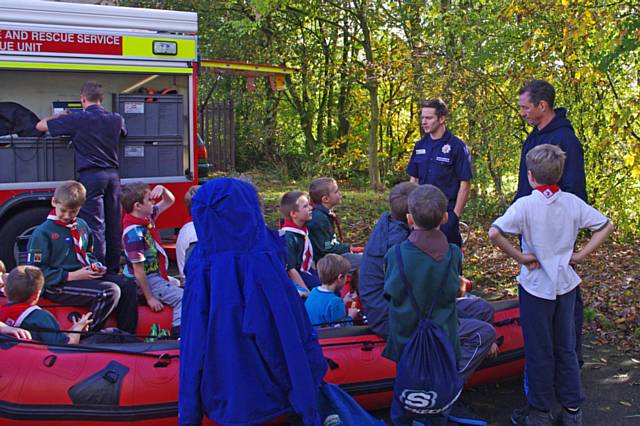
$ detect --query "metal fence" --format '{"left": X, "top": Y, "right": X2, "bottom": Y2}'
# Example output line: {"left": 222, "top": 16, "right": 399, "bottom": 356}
{"left": 199, "top": 99, "right": 235, "bottom": 171}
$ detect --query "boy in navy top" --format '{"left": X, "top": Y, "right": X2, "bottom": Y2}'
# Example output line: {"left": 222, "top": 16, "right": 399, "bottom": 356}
{"left": 279, "top": 191, "right": 320, "bottom": 291}
{"left": 490, "top": 144, "right": 613, "bottom": 426}
{"left": 305, "top": 254, "right": 358, "bottom": 327}
{"left": 37, "top": 81, "right": 126, "bottom": 274}
{"left": 407, "top": 99, "right": 473, "bottom": 246}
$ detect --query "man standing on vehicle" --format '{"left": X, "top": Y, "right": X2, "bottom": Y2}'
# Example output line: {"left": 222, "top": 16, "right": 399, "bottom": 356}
{"left": 37, "top": 81, "right": 125, "bottom": 274}
{"left": 514, "top": 79, "right": 588, "bottom": 370}
{"left": 406, "top": 98, "right": 473, "bottom": 246}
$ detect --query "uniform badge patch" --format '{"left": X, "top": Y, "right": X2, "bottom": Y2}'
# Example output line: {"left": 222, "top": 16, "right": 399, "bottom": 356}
{"left": 442, "top": 144, "right": 451, "bottom": 154}
{"left": 28, "top": 252, "right": 43, "bottom": 264}
{"left": 51, "top": 233, "right": 60, "bottom": 240}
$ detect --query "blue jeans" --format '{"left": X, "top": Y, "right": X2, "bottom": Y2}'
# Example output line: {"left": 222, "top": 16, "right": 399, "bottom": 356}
{"left": 519, "top": 285, "right": 584, "bottom": 411}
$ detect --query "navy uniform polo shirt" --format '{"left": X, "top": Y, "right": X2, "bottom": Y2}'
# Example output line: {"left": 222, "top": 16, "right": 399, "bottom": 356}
{"left": 47, "top": 104, "right": 123, "bottom": 173}
{"left": 406, "top": 130, "right": 473, "bottom": 210}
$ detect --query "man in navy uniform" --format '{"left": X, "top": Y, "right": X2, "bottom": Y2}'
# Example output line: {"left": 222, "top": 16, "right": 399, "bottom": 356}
{"left": 406, "top": 98, "right": 473, "bottom": 247}
{"left": 514, "top": 79, "right": 588, "bottom": 369}
{"left": 37, "top": 81, "right": 125, "bottom": 274}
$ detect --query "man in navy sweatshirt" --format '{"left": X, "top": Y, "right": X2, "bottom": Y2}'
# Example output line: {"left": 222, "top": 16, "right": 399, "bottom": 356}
{"left": 515, "top": 80, "right": 587, "bottom": 203}
{"left": 514, "top": 80, "right": 589, "bottom": 421}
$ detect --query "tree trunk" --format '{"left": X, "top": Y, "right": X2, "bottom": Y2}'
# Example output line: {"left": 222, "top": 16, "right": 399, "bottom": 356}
{"left": 337, "top": 14, "right": 351, "bottom": 139}
{"left": 354, "top": 0, "right": 383, "bottom": 190}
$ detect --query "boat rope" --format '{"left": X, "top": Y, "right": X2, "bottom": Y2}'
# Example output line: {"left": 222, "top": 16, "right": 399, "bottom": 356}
{"left": 0, "top": 335, "right": 180, "bottom": 361}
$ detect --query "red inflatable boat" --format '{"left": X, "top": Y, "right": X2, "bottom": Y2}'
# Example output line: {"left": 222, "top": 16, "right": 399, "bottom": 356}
{"left": 0, "top": 298, "right": 523, "bottom": 425}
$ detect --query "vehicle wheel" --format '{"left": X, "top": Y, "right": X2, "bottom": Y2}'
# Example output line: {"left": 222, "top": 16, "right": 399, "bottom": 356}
{"left": 0, "top": 206, "right": 50, "bottom": 270}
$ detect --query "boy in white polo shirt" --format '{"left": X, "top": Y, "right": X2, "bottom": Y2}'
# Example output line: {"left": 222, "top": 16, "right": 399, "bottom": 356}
{"left": 489, "top": 144, "right": 613, "bottom": 426}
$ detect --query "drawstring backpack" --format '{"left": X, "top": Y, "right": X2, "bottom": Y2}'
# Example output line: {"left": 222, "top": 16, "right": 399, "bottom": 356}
{"left": 392, "top": 244, "right": 463, "bottom": 416}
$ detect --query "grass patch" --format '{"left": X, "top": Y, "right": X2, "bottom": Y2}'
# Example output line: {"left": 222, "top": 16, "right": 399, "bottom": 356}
{"left": 583, "top": 307, "right": 597, "bottom": 322}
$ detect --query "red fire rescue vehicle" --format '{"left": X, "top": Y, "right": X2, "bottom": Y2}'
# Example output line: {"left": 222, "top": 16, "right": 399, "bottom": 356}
{"left": 0, "top": 0, "right": 203, "bottom": 269}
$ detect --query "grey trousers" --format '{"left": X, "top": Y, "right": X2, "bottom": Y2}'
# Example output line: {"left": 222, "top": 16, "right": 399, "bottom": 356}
{"left": 456, "top": 295, "right": 497, "bottom": 381}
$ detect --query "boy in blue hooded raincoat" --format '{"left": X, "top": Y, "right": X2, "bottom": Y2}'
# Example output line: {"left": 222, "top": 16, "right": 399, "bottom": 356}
{"left": 178, "top": 178, "right": 327, "bottom": 426}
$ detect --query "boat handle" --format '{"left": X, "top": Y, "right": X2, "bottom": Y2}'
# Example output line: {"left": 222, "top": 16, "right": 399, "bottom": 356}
{"left": 361, "top": 341, "right": 375, "bottom": 352}
{"left": 43, "top": 354, "right": 57, "bottom": 368}
{"left": 154, "top": 353, "right": 172, "bottom": 368}
{"left": 325, "top": 357, "right": 340, "bottom": 370}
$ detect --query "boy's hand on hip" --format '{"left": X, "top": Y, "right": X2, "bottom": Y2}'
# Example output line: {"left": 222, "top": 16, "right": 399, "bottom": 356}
{"left": 519, "top": 253, "right": 540, "bottom": 271}
{"left": 570, "top": 252, "right": 584, "bottom": 265}
{"left": 146, "top": 296, "right": 164, "bottom": 312}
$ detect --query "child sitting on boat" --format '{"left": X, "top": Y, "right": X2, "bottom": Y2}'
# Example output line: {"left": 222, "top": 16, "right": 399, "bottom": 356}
{"left": 305, "top": 254, "right": 358, "bottom": 327}
{"left": 279, "top": 190, "right": 321, "bottom": 292}
{"left": 383, "top": 184, "right": 497, "bottom": 426}
{"left": 307, "top": 177, "right": 363, "bottom": 269}
{"left": 121, "top": 183, "right": 183, "bottom": 336}
{"left": 0, "top": 265, "right": 92, "bottom": 344}
{"left": 26, "top": 181, "right": 138, "bottom": 333}
{"left": 176, "top": 185, "right": 200, "bottom": 281}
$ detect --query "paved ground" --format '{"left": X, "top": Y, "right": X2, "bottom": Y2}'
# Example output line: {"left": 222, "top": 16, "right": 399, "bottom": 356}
{"left": 372, "top": 335, "right": 640, "bottom": 425}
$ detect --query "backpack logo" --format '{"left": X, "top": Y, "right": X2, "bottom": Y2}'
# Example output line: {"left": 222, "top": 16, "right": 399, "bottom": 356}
{"left": 322, "top": 414, "right": 343, "bottom": 426}
{"left": 400, "top": 389, "right": 438, "bottom": 413}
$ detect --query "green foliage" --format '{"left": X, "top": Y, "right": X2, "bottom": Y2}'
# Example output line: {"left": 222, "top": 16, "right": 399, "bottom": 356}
{"left": 583, "top": 307, "right": 597, "bottom": 323}
{"left": 124, "top": 0, "right": 640, "bottom": 236}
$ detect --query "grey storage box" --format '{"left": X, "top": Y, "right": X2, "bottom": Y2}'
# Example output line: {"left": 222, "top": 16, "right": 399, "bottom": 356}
{"left": 0, "top": 137, "right": 75, "bottom": 183}
{"left": 114, "top": 94, "right": 183, "bottom": 139}
{"left": 119, "top": 139, "right": 184, "bottom": 178}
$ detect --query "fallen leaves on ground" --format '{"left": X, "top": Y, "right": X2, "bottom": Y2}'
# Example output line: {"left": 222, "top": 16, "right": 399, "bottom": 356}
{"left": 464, "top": 226, "right": 640, "bottom": 357}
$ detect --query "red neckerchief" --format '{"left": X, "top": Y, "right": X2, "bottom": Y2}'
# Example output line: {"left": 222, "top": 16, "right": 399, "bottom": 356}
{"left": 281, "top": 219, "right": 313, "bottom": 272}
{"left": 0, "top": 296, "right": 39, "bottom": 327}
{"left": 47, "top": 209, "right": 90, "bottom": 266}
{"left": 122, "top": 212, "right": 169, "bottom": 280}
{"left": 328, "top": 210, "right": 344, "bottom": 242}
{"left": 535, "top": 184, "right": 560, "bottom": 199}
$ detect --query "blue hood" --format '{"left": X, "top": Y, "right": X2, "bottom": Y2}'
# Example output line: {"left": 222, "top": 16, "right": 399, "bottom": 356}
{"left": 192, "top": 177, "right": 268, "bottom": 253}
{"left": 179, "top": 178, "right": 326, "bottom": 426}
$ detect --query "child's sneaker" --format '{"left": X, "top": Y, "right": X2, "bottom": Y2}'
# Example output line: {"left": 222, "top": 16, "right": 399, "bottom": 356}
{"left": 510, "top": 404, "right": 529, "bottom": 425}
{"left": 524, "top": 408, "right": 553, "bottom": 426}
{"left": 559, "top": 408, "right": 582, "bottom": 426}
{"left": 511, "top": 405, "right": 555, "bottom": 426}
